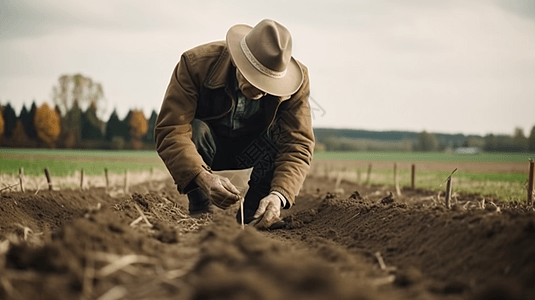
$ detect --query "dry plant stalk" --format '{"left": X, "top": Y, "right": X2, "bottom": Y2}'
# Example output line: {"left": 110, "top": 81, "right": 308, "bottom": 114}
{"left": 96, "top": 254, "right": 157, "bottom": 277}
{"left": 374, "top": 251, "right": 387, "bottom": 271}
{"left": 488, "top": 201, "right": 501, "bottom": 213}
{"left": 240, "top": 197, "right": 245, "bottom": 230}
{"left": 80, "top": 169, "right": 84, "bottom": 190}
{"left": 335, "top": 171, "right": 343, "bottom": 190}
{"left": 132, "top": 203, "right": 152, "bottom": 228}
{"left": 96, "top": 285, "right": 127, "bottom": 300}
{"left": 0, "top": 183, "right": 18, "bottom": 193}
{"left": 411, "top": 164, "right": 416, "bottom": 189}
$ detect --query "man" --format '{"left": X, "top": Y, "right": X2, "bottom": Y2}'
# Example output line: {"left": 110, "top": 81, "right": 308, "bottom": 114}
{"left": 156, "top": 19, "right": 314, "bottom": 229}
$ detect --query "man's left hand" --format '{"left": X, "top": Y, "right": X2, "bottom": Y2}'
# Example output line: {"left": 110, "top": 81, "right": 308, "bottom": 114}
{"left": 252, "top": 194, "right": 281, "bottom": 229}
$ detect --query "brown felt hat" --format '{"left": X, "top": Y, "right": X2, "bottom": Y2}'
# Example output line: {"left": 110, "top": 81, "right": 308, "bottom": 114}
{"left": 226, "top": 19, "right": 303, "bottom": 97}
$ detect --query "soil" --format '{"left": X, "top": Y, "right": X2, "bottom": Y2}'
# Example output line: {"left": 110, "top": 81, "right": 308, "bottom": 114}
{"left": 1, "top": 175, "right": 534, "bottom": 300}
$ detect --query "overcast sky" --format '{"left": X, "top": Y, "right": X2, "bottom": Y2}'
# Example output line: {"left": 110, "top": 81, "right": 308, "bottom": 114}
{"left": 1, "top": 0, "right": 534, "bottom": 136}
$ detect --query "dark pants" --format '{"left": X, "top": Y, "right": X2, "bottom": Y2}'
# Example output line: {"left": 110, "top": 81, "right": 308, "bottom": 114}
{"left": 188, "top": 119, "right": 277, "bottom": 223}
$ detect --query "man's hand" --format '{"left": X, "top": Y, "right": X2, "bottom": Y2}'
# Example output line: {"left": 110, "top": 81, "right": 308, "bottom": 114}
{"left": 194, "top": 170, "right": 241, "bottom": 209}
{"left": 252, "top": 194, "right": 282, "bottom": 229}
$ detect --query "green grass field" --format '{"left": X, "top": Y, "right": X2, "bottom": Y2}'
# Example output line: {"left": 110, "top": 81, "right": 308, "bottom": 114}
{"left": 313, "top": 151, "right": 533, "bottom": 163}
{"left": 0, "top": 148, "right": 165, "bottom": 176}
{"left": 312, "top": 151, "right": 531, "bottom": 202}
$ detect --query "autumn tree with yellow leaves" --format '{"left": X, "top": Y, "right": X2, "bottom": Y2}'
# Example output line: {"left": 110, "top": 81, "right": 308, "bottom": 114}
{"left": 128, "top": 110, "right": 148, "bottom": 150}
{"left": 35, "top": 103, "right": 61, "bottom": 147}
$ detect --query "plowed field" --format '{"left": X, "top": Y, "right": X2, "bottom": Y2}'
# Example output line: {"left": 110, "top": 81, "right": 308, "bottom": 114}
{"left": 1, "top": 175, "right": 534, "bottom": 300}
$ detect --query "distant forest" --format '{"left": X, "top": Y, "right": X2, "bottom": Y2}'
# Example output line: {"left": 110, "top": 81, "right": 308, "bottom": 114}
{"left": 313, "top": 127, "right": 535, "bottom": 153}
{"left": 0, "top": 74, "right": 157, "bottom": 150}
{"left": 0, "top": 101, "right": 157, "bottom": 150}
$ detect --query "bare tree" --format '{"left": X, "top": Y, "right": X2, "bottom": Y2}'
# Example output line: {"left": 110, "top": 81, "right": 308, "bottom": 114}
{"left": 52, "top": 74, "right": 106, "bottom": 117}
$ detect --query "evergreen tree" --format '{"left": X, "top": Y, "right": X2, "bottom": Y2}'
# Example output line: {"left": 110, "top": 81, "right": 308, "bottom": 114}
{"left": 528, "top": 126, "right": 535, "bottom": 152}
{"left": 105, "top": 109, "right": 125, "bottom": 141}
{"left": 144, "top": 110, "right": 158, "bottom": 144}
{"left": 19, "top": 105, "right": 30, "bottom": 135}
{"left": 2, "top": 103, "right": 17, "bottom": 138}
{"left": 27, "top": 101, "right": 38, "bottom": 139}
{"left": 81, "top": 103, "right": 103, "bottom": 140}
{"left": 121, "top": 110, "right": 133, "bottom": 141}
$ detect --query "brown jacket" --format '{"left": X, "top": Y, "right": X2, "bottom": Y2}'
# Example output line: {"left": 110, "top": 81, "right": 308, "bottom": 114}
{"left": 155, "top": 41, "right": 314, "bottom": 206}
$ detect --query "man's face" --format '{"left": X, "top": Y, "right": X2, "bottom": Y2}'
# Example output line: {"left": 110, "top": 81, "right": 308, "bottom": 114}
{"left": 236, "top": 68, "right": 267, "bottom": 100}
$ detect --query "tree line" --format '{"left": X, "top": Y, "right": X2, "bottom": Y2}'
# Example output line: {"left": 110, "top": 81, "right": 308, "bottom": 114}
{"left": 317, "top": 127, "right": 535, "bottom": 153}
{"left": 0, "top": 73, "right": 159, "bottom": 150}
{"left": 0, "top": 101, "right": 157, "bottom": 150}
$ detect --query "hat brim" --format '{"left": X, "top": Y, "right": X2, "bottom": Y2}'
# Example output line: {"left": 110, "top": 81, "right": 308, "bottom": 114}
{"left": 226, "top": 24, "right": 303, "bottom": 97}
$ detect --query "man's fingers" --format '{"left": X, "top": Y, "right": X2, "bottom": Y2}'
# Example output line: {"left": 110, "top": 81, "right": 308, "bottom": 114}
{"left": 221, "top": 178, "right": 241, "bottom": 196}
{"left": 209, "top": 186, "right": 241, "bottom": 210}
{"left": 253, "top": 205, "right": 277, "bottom": 229}
{"left": 254, "top": 200, "right": 269, "bottom": 219}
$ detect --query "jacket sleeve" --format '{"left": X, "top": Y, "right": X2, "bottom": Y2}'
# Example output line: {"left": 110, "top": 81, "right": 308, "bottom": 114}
{"left": 269, "top": 64, "right": 315, "bottom": 207}
{"left": 155, "top": 53, "right": 208, "bottom": 193}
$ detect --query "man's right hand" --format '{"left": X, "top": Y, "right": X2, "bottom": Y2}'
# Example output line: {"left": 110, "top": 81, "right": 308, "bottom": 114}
{"left": 194, "top": 170, "right": 241, "bottom": 209}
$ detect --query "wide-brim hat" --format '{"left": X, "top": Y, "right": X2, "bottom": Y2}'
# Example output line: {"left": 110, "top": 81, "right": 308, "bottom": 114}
{"left": 226, "top": 19, "right": 303, "bottom": 97}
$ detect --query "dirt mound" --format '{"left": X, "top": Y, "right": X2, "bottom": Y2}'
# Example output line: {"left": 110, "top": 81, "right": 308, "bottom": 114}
{"left": 281, "top": 180, "right": 535, "bottom": 299}
{"left": 0, "top": 177, "right": 534, "bottom": 300}
{"left": 183, "top": 216, "right": 374, "bottom": 300}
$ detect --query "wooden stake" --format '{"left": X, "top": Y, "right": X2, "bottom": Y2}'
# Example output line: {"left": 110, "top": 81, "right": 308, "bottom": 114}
{"left": 445, "top": 177, "right": 452, "bottom": 209}
{"left": 44, "top": 168, "right": 53, "bottom": 191}
{"left": 124, "top": 170, "right": 129, "bottom": 194}
{"left": 411, "top": 164, "right": 416, "bottom": 190}
{"left": 528, "top": 159, "right": 534, "bottom": 206}
{"left": 19, "top": 168, "right": 25, "bottom": 193}
{"left": 80, "top": 169, "right": 84, "bottom": 190}
{"left": 104, "top": 168, "right": 109, "bottom": 192}
{"left": 394, "top": 163, "right": 401, "bottom": 196}
{"left": 365, "top": 164, "right": 372, "bottom": 185}
{"left": 335, "top": 171, "right": 343, "bottom": 190}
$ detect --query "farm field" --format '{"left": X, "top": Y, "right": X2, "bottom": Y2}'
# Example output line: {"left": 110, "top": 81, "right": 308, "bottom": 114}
{"left": 0, "top": 149, "right": 165, "bottom": 176}
{"left": 0, "top": 172, "right": 534, "bottom": 299}
{"left": 311, "top": 151, "right": 532, "bottom": 202}
{"left": 1, "top": 149, "right": 530, "bottom": 200}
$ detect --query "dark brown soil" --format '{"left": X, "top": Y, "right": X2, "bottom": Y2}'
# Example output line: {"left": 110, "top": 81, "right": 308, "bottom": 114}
{"left": 0, "top": 175, "right": 534, "bottom": 300}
